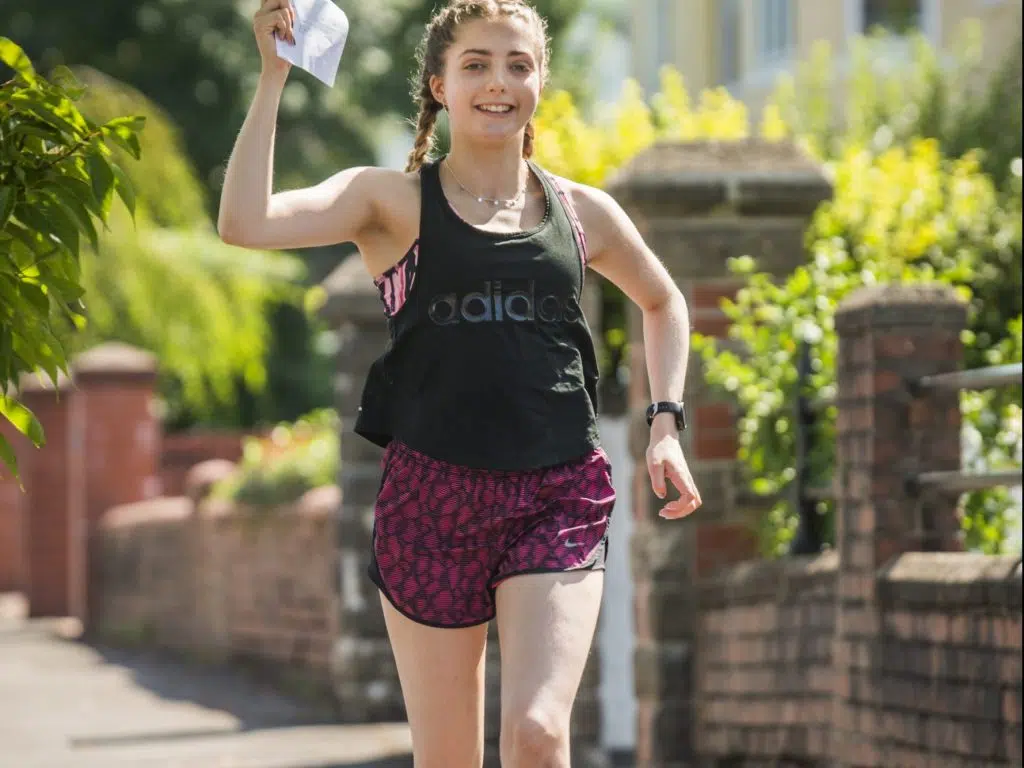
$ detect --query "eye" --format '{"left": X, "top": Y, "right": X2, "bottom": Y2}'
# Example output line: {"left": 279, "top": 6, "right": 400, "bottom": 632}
{"left": 511, "top": 62, "right": 531, "bottom": 73}
{"left": 464, "top": 61, "right": 486, "bottom": 70}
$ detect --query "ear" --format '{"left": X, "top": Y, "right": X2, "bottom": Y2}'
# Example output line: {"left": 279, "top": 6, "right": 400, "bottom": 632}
{"left": 428, "top": 74, "right": 446, "bottom": 109}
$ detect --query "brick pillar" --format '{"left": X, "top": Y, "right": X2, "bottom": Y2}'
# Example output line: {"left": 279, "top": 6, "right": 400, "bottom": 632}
{"left": 0, "top": 421, "right": 28, "bottom": 592}
{"left": 831, "top": 284, "right": 967, "bottom": 767}
{"left": 73, "top": 343, "right": 161, "bottom": 628}
{"left": 320, "top": 255, "right": 405, "bottom": 723}
{"left": 17, "top": 373, "right": 86, "bottom": 619}
{"left": 606, "top": 139, "right": 833, "bottom": 767}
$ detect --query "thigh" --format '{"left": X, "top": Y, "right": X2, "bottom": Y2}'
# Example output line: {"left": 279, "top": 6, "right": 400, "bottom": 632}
{"left": 380, "top": 595, "right": 489, "bottom": 768}
{"left": 495, "top": 570, "right": 605, "bottom": 725}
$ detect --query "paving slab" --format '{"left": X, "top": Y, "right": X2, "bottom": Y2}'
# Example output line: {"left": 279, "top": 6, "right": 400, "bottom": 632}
{"left": 0, "top": 594, "right": 413, "bottom": 768}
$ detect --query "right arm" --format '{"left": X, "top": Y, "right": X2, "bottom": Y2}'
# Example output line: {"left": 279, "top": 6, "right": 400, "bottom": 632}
{"left": 217, "top": 0, "right": 396, "bottom": 251}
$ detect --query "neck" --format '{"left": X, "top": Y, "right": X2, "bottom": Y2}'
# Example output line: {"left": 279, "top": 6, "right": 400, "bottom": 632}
{"left": 444, "top": 139, "right": 530, "bottom": 201}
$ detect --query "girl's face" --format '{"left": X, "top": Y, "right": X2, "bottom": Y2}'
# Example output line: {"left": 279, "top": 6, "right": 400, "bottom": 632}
{"left": 431, "top": 16, "right": 543, "bottom": 149}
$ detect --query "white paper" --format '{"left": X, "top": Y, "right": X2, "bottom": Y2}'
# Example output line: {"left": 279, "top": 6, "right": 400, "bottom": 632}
{"left": 276, "top": 0, "right": 349, "bottom": 88}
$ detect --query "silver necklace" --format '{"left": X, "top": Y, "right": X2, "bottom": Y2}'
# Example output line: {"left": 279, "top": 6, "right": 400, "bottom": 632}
{"left": 444, "top": 159, "right": 527, "bottom": 208}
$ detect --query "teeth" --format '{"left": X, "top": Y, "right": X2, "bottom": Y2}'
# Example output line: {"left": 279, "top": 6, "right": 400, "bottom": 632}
{"left": 479, "top": 105, "right": 512, "bottom": 113}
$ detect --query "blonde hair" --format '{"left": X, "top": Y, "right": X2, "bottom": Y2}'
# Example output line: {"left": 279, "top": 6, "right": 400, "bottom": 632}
{"left": 405, "top": 0, "right": 550, "bottom": 173}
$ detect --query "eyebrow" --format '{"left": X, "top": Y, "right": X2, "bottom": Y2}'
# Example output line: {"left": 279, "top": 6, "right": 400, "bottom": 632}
{"left": 459, "top": 48, "right": 533, "bottom": 58}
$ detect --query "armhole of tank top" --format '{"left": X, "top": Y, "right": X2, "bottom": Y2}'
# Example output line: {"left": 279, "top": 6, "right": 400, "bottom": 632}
{"left": 544, "top": 171, "right": 589, "bottom": 288}
{"left": 369, "top": 163, "right": 434, "bottom": 319}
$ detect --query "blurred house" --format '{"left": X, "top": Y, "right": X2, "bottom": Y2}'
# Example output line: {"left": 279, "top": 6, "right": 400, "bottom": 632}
{"left": 631, "top": 0, "right": 1022, "bottom": 112}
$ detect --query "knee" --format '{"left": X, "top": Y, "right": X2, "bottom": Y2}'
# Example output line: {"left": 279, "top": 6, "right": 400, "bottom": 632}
{"left": 501, "top": 708, "right": 570, "bottom": 768}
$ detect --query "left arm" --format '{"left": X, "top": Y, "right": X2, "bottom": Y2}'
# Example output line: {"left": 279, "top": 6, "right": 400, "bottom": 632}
{"left": 570, "top": 182, "right": 702, "bottom": 519}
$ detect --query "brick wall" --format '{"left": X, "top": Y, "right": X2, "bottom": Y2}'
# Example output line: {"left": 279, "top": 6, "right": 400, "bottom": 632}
{"left": 160, "top": 431, "right": 250, "bottom": 497}
{"left": 607, "top": 139, "right": 834, "bottom": 767}
{"left": 697, "top": 553, "right": 839, "bottom": 763}
{"left": 631, "top": 281, "right": 1023, "bottom": 768}
{"left": 92, "top": 468, "right": 340, "bottom": 693}
{"left": 872, "top": 553, "right": 1022, "bottom": 766}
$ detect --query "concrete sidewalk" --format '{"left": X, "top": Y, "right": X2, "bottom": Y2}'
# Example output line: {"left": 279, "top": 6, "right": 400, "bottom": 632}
{"left": 0, "top": 594, "right": 413, "bottom": 768}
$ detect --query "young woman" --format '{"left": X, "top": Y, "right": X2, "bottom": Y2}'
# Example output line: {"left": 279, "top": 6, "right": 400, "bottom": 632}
{"left": 219, "top": 1, "right": 701, "bottom": 766}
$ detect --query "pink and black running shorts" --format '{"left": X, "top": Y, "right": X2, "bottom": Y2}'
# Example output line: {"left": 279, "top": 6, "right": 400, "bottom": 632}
{"left": 368, "top": 440, "right": 616, "bottom": 628}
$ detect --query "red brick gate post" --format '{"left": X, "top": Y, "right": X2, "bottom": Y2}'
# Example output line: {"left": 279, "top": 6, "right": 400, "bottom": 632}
{"left": 605, "top": 139, "right": 833, "bottom": 767}
{"left": 73, "top": 343, "right": 161, "bottom": 628}
{"left": 17, "top": 373, "right": 86, "bottom": 619}
{"left": 831, "top": 284, "right": 967, "bottom": 766}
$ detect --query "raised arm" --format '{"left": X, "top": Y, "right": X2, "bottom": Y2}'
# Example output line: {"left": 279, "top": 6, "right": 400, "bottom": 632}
{"left": 217, "top": 0, "right": 398, "bottom": 251}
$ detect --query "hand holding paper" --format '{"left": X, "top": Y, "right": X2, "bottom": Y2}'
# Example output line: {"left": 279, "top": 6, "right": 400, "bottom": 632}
{"left": 276, "top": 0, "right": 349, "bottom": 87}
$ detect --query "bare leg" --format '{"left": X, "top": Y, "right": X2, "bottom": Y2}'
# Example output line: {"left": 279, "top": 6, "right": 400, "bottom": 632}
{"left": 380, "top": 594, "right": 489, "bottom": 768}
{"left": 495, "top": 571, "right": 605, "bottom": 768}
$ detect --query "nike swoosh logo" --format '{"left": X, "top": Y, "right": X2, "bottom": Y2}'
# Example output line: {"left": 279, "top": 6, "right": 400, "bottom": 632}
{"left": 565, "top": 539, "right": 582, "bottom": 548}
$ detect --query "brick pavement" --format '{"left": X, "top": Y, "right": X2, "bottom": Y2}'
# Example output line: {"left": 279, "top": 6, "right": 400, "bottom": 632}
{"left": 0, "top": 594, "right": 413, "bottom": 768}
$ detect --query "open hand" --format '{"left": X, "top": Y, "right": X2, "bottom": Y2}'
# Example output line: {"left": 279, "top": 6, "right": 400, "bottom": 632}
{"left": 646, "top": 425, "right": 701, "bottom": 519}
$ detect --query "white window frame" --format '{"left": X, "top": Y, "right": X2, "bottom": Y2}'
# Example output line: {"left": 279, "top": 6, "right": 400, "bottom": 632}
{"left": 717, "top": 0, "right": 743, "bottom": 88}
{"left": 754, "top": 0, "right": 797, "bottom": 68}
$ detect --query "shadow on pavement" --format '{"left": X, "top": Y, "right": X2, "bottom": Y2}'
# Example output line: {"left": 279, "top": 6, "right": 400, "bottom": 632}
{"left": 85, "top": 640, "right": 338, "bottom": 731}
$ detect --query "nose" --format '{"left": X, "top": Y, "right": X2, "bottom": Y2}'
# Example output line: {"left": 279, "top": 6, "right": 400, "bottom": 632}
{"left": 486, "top": 68, "right": 507, "bottom": 93}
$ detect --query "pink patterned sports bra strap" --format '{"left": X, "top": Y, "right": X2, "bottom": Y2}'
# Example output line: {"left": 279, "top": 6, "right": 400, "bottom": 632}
{"left": 373, "top": 241, "right": 420, "bottom": 318}
{"left": 545, "top": 171, "right": 589, "bottom": 267}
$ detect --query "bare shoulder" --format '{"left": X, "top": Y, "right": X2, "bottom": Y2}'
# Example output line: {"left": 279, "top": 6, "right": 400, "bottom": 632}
{"left": 349, "top": 166, "right": 420, "bottom": 227}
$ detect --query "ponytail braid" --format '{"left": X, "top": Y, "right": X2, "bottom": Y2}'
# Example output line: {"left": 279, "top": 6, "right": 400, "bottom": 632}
{"left": 405, "top": 78, "right": 443, "bottom": 173}
{"left": 522, "top": 119, "right": 536, "bottom": 159}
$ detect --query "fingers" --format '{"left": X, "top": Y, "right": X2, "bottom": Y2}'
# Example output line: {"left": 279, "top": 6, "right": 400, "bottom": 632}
{"left": 651, "top": 460, "right": 702, "bottom": 519}
{"left": 648, "top": 455, "right": 666, "bottom": 499}
{"left": 255, "top": 0, "right": 295, "bottom": 45}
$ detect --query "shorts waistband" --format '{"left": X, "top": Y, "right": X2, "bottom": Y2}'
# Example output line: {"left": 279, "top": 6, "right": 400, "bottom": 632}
{"left": 386, "top": 440, "right": 606, "bottom": 478}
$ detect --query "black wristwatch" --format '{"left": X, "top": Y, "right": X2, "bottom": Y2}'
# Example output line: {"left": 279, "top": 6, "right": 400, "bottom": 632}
{"left": 646, "top": 401, "right": 687, "bottom": 431}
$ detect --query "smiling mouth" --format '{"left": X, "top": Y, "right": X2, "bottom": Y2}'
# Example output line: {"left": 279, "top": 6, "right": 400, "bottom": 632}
{"left": 476, "top": 105, "right": 515, "bottom": 114}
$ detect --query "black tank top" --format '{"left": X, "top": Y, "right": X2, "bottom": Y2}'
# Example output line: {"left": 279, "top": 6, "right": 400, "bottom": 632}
{"left": 354, "top": 158, "right": 601, "bottom": 470}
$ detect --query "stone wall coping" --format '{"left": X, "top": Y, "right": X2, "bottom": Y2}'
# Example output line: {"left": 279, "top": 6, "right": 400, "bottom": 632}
{"left": 73, "top": 342, "right": 158, "bottom": 385}
{"left": 607, "top": 139, "right": 826, "bottom": 178}
{"left": 878, "top": 552, "right": 1023, "bottom": 612}
{"left": 199, "top": 484, "right": 341, "bottom": 522}
{"left": 604, "top": 139, "right": 833, "bottom": 215}
{"left": 184, "top": 459, "right": 238, "bottom": 502}
{"left": 699, "top": 550, "right": 839, "bottom": 607}
{"left": 835, "top": 283, "right": 968, "bottom": 331}
{"left": 17, "top": 370, "right": 72, "bottom": 393}
{"left": 99, "top": 496, "right": 192, "bottom": 529}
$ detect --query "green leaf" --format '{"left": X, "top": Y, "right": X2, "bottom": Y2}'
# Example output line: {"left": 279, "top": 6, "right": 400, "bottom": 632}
{"left": 100, "top": 116, "right": 146, "bottom": 161}
{"left": 0, "top": 395, "right": 46, "bottom": 447}
{"left": 0, "top": 185, "right": 14, "bottom": 228}
{"left": 0, "top": 37, "right": 36, "bottom": 80}
{"left": 20, "top": 282, "right": 49, "bottom": 313}
{"left": 111, "top": 163, "right": 136, "bottom": 220}
{"left": 46, "top": 186, "right": 99, "bottom": 251}
{"left": 0, "top": 433, "right": 20, "bottom": 485}
{"left": 86, "top": 152, "right": 116, "bottom": 219}
{"left": 9, "top": 92, "right": 83, "bottom": 139}
{"left": 10, "top": 122, "right": 68, "bottom": 146}
{"left": 36, "top": 197, "right": 79, "bottom": 255}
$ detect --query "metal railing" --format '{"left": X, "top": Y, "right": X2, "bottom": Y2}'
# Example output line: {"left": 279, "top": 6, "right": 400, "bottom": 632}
{"left": 788, "top": 343, "right": 1022, "bottom": 556}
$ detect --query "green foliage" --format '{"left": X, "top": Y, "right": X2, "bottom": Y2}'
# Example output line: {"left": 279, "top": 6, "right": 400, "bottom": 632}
{"left": 695, "top": 142, "right": 1021, "bottom": 554}
{"left": 533, "top": 25, "right": 1023, "bottom": 554}
{"left": 211, "top": 409, "right": 340, "bottom": 508}
{"left": 75, "top": 218, "right": 306, "bottom": 423}
{"left": 0, "top": 37, "right": 142, "bottom": 479}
